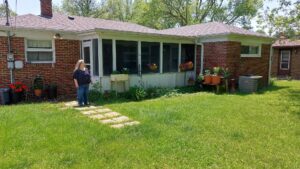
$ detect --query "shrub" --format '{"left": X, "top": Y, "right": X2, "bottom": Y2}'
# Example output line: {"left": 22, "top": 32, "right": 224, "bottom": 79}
{"left": 128, "top": 87, "right": 147, "bottom": 101}
{"left": 88, "top": 82, "right": 102, "bottom": 102}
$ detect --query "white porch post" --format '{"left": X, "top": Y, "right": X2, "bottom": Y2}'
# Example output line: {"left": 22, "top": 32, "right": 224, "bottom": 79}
{"left": 98, "top": 37, "right": 103, "bottom": 77}
{"left": 178, "top": 43, "right": 181, "bottom": 72}
{"left": 112, "top": 39, "right": 117, "bottom": 71}
{"left": 194, "top": 44, "right": 197, "bottom": 73}
{"left": 138, "top": 41, "right": 142, "bottom": 75}
{"left": 160, "top": 42, "right": 163, "bottom": 73}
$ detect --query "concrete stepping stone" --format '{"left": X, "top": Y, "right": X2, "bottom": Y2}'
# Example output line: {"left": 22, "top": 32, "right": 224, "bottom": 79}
{"left": 123, "top": 121, "right": 140, "bottom": 126}
{"left": 111, "top": 116, "right": 131, "bottom": 123}
{"left": 103, "top": 112, "right": 121, "bottom": 118}
{"left": 95, "top": 108, "right": 112, "bottom": 113}
{"left": 111, "top": 124, "right": 125, "bottom": 129}
{"left": 75, "top": 106, "right": 99, "bottom": 111}
{"left": 81, "top": 110, "right": 99, "bottom": 115}
{"left": 64, "top": 101, "right": 78, "bottom": 107}
{"left": 100, "top": 119, "right": 115, "bottom": 124}
{"left": 89, "top": 114, "right": 105, "bottom": 120}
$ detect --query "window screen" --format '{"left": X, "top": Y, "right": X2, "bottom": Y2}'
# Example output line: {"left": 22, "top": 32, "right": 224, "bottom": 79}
{"left": 116, "top": 40, "right": 138, "bottom": 74}
{"left": 163, "top": 43, "right": 179, "bottom": 73}
{"left": 141, "top": 42, "right": 160, "bottom": 73}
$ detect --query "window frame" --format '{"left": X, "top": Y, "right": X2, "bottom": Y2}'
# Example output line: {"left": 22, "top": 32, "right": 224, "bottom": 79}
{"left": 25, "top": 39, "right": 55, "bottom": 64}
{"left": 240, "top": 43, "right": 261, "bottom": 58}
{"left": 280, "top": 50, "right": 291, "bottom": 70}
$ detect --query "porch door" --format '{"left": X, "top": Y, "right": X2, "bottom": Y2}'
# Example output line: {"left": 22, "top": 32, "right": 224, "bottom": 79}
{"left": 278, "top": 50, "right": 291, "bottom": 76}
{"left": 82, "top": 40, "right": 93, "bottom": 76}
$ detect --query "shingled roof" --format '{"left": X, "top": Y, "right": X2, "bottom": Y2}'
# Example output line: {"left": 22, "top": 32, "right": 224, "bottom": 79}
{"left": 159, "top": 22, "right": 270, "bottom": 38}
{"left": 273, "top": 39, "right": 300, "bottom": 48}
{"left": 0, "top": 13, "right": 271, "bottom": 39}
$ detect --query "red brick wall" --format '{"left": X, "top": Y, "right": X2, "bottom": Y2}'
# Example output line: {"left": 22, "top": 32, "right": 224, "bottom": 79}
{"left": 272, "top": 47, "right": 300, "bottom": 79}
{"left": 0, "top": 36, "right": 80, "bottom": 97}
{"left": 199, "top": 41, "right": 271, "bottom": 86}
{"left": 40, "top": 0, "right": 53, "bottom": 17}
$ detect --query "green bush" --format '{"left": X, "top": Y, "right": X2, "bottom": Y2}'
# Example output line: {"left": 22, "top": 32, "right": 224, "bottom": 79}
{"left": 128, "top": 87, "right": 147, "bottom": 101}
{"left": 88, "top": 90, "right": 102, "bottom": 102}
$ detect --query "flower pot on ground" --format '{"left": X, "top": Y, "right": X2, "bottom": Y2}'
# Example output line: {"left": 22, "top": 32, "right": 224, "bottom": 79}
{"left": 9, "top": 82, "right": 28, "bottom": 103}
{"left": 33, "top": 76, "right": 44, "bottom": 97}
{"left": 187, "top": 76, "right": 195, "bottom": 86}
{"left": 203, "top": 69, "right": 212, "bottom": 84}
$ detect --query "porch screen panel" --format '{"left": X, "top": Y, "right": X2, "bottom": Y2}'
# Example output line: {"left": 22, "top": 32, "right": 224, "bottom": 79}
{"left": 92, "top": 39, "right": 99, "bottom": 76}
{"left": 163, "top": 43, "right": 179, "bottom": 73}
{"left": 181, "top": 44, "right": 195, "bottom": 71}
{"left": 116, "top": 40, "right": 138, "bottom": 74}
{"left": 141, "top": 42, "right": 160, "bottom": 73}
{"left": 103, "top": 39, "right": 113, "bottom": 75}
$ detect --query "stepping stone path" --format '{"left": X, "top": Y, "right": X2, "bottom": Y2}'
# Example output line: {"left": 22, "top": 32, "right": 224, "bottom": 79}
{"left": 63, "top": 101, "right": 140, "bottom": 129}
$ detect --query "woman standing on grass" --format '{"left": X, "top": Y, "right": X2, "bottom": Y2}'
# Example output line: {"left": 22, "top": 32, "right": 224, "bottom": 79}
{"left": 73, "top": 60, "right": 91, "bottom": 107}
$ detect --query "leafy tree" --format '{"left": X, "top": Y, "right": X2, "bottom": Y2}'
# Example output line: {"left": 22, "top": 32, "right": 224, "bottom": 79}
{"left": 257, "top": 0, "right": 299, "bottom": 38}
{"left": 61, "top": 0, "right": 100, "bottom": 17}
{"left": 0, "top": 3, "right": 17, "bottom": 17}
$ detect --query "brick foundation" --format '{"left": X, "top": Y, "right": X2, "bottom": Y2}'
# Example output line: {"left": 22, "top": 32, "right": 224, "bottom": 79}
{"left": 0, "top": 36, "right": 80, "bottom": 98}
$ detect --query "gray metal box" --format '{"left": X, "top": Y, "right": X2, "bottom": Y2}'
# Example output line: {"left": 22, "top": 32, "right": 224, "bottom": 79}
{"left": 239, "top": 76, "right": 262, "bottom": 93}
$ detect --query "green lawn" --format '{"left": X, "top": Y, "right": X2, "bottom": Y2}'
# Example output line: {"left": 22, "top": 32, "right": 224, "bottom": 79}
{"left": 0, "top": 81, "right": 299, "bottom": 169}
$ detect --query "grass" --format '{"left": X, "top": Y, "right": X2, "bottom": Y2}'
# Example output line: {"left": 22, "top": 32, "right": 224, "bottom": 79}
{"left": 0, "top": 81, "right": 299, "bottom": 169}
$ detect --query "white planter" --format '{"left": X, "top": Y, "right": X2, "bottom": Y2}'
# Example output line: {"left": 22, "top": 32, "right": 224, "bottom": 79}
{"left": 110, "top": 74, "right": 129, "bottom": 82}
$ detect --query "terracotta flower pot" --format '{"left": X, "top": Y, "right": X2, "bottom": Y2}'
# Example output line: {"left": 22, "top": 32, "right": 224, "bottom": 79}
{"left": 34, "top": 89, "right": 42, "bottom": 97}
{"left": 211, "top": 75, "right": 221, "bottom": 85}
{"left": 204, "top": 75, "right": 212, "bottom": 84}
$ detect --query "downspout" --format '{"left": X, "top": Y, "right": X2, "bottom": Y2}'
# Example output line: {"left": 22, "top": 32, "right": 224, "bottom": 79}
{"left": 268, "top": 44, "right": 274, "bottom": 85}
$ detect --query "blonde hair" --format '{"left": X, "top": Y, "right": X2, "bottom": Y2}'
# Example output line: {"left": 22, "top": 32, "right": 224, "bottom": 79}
{"left": 74, "top": 60, "right": 85, "bottom": 72}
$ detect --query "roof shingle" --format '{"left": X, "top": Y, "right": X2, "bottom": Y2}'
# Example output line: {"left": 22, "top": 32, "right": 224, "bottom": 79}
{"left": 0, "top": 13, "right": 272, "bottom": 39}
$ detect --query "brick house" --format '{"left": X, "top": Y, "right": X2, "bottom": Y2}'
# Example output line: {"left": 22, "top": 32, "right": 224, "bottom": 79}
{"left": 0, "top": 0, "right": 274, "bottom": 97}
{"left": 272, "top": 39, "right": 300, "bottom": 79}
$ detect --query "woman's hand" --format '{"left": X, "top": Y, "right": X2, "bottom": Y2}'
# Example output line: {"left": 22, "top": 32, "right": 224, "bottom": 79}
{"left": 74, "top": 79, "right": 79, "bottom": 89}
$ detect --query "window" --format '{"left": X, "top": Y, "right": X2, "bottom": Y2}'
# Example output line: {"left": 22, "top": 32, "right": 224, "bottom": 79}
{"left": 241, "top": 44, "right": 261, "bottom": 57}
{"left": 163, "top": 43, "right": 179, "bottom": 73}
{"left": 92, "top": 39, "right": 99, "bottom": 76}
{"left": 103, "top": 39, "right": 113, "bottom": 76}
{"left": 181, "top": 44, "right": 195, "bottom": 71}
{"left": 116, "top": 40, "right": 138, "bottom": 74}
{"left": 280, "top": 50, "right": 290, "bottom": 70}
{"left": 26, "top": 39, "right": 54, "bottom": 63}
{"left": 141, "top": 42, "right": 160, "bottom": 73}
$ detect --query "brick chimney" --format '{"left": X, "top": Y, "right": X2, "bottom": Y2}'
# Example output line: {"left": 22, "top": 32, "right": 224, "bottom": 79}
{"left": 40, "top": 0, "right": 53, "bottom": 18}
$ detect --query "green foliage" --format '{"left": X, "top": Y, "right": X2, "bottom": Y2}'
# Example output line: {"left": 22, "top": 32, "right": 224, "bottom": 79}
{"left": 59, "top": 0, "right": 264, "bottom": 29}
{"left": 257, "top": 0, "right": 299, "bottom": 38}
{"left": 33, "top": 76, "right": 44, "bottom": 90}
{"left": 88, "top": 82, "right": 102, "bottom": 102}
{"left": 0, "top": 4, "right": 17, "bottom": 17}
{"left": 128, "top": 87, "right": 147, "bottom": 101}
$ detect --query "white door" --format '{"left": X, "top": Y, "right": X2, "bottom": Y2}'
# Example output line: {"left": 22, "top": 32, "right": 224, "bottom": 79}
{"left": 82, "top": 40, "right": 93, "bottom": 76}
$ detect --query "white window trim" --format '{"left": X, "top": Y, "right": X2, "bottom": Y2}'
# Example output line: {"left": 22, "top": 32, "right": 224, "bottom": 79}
{"left": 25, "top": 39, "right": 56, "bottom": 64}
{"left": 280, "top": 50, "right": 291, "bottom": 70}
{"left": 240, "top": 43, "right": 262, "bottom": 58}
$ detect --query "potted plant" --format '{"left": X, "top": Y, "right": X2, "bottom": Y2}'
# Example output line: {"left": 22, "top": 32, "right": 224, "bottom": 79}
{"left": 33, "top": 76, "right": 44, "bottom": 97}
{"left": 197, "top": 74, "right": 204, "bottom": 89}
{"left": 148, "top": 63, "right": 158, "bottom": 72}
{"left": 9, "top": 82, "right": 28, "bottom": 103}
{"left": 211, "top": 67, "right": 221, "bottom": 85}
{"left": 204, "top": 69, "right": 212, "bottom": 84}
{"left": 110, "top": 68, "right": 129, "bottom": 82}
{"left": 179, "top": 61, "right": 194, "bottom": 72}
{"left": 187, "top": 76, "right": 195, "bottom": 86}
